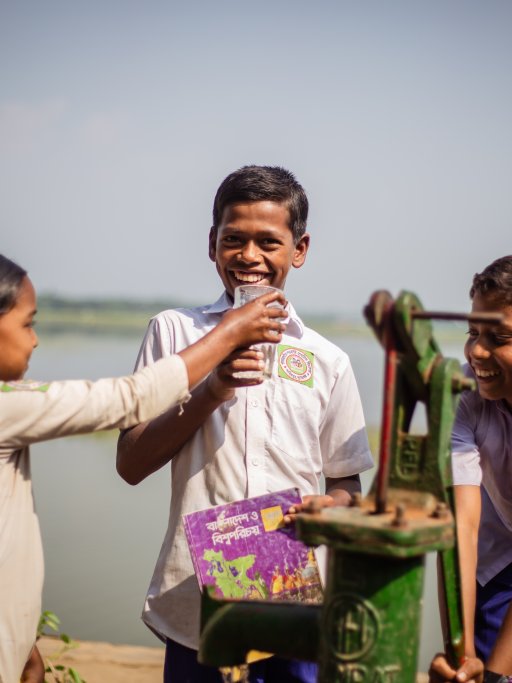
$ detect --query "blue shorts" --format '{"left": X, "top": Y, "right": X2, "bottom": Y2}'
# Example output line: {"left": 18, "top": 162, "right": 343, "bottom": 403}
{"left": 475, "top": 562, "right": 512, "bottom": 662}
{"left": 164, "top": 638, "right": 318, "bottom": 683}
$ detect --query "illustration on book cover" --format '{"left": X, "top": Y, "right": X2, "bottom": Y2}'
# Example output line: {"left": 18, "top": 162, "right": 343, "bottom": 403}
{"left": 183, "top": 488, "right": 322, "bottom": 603}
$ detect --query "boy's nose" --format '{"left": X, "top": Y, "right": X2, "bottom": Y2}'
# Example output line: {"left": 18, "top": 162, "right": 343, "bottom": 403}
{"left": 470, "top": 339, "right": 491, "bottom": 359}
{"left": 239, "top": 242, "right": 260, "bottom": 262}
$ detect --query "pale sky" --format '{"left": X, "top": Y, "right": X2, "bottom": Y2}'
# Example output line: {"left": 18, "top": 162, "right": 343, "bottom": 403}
{"left": 1, "top": 1, "right": 511, "bottom": 315}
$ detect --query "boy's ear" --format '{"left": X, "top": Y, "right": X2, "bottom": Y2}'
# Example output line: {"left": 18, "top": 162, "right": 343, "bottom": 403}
{"left": 208, "top": 227, "right": 217, "bottom": 262}
{"left": 292, "top": 233, "right": 310, "bottom": 269}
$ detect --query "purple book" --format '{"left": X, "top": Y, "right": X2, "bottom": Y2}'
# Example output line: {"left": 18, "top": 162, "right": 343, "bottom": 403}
{"left": 183, "top": 488, "right": 322, "bottom": 603}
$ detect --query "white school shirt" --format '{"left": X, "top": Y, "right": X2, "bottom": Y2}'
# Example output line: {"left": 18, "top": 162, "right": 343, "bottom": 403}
{"left": 451, "top": 365, "right": 512, "bottom": 586}
{"left": 0, "top": 355, "right": 189, "bottom": 683}
{"left": 136, "top": 292, "right": 373, "bottom": 649}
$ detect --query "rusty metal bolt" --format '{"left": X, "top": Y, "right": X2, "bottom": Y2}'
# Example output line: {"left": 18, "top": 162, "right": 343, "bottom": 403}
{"left": 432, "top": 502, "right": 450, "bottom": 520}
{"left": 391, "top": 503, "right": 407, "bottom": 528}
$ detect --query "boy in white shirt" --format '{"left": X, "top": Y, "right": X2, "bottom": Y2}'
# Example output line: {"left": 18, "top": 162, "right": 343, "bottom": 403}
{"left": 117, "top": 165, "right": 373, "bottom": 683}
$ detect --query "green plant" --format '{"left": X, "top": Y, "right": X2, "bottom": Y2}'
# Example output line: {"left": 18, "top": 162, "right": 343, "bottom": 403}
{"left": 37, "top": 611, "right": 86, "bottom": 683}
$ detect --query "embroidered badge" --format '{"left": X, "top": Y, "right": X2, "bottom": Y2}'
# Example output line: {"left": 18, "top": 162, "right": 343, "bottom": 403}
{"left": 277, "top": 345, "right": 314, "bottom": 387}
{"left": 1, "top": 380, "right": 50, "bottom": 393}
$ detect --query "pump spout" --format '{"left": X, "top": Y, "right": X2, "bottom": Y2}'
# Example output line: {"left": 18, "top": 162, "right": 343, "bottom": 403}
{"left": 199, "top": 589, "right": 321, "bottom": 668}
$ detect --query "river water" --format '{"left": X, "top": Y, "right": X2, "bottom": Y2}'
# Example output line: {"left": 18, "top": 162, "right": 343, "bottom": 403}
{"left": 28, "top": 327, "right": 466, "bottom": 670}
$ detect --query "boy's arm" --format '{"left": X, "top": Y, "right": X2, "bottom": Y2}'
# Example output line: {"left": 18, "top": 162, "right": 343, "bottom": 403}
{"left": 454, "top": 484, "right": 481, "bottom": 659}
{"left": 117, "top": 344, "right": 276, "bottom": 485}
{"left": 117, "top": 294, "right": 285, "bottom": 485}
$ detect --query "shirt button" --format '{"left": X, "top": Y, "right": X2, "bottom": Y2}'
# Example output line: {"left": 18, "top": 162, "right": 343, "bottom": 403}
{"left": 251, "top": 458, "right": 259, "bottom": 466}
{"left": 251, "top": 400, "right": 259, "bottom": 407}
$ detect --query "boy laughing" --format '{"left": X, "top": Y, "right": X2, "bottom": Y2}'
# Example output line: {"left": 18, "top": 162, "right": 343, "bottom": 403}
{"left": 431, "top": 256, "right": 512, "bottom": 683}
{"left": 117, "top": 165, "right": 373, "bottom": 683}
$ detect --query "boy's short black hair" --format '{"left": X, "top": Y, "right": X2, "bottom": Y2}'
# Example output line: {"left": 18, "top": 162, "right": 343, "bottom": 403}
{"left": 212, "top": 165, "right": 309, "bottom": 243}
{"left": 0, "top": 254, "right": 27, "bottom": 314}
{"left": 470, "top": 255, "right": 512, "bottom": 305}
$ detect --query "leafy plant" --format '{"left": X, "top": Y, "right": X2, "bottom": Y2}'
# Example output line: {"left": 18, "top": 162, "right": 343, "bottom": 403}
{"left": 37, "top": 611, "right": 86, "bottom": 683}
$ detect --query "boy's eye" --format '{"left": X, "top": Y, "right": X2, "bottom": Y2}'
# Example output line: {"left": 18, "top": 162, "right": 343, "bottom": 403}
{"left": 466, "top": 328, "right": 477, "bottom": 338}
{"left": 222, "top": 236, "right": 241, "bottom": 245}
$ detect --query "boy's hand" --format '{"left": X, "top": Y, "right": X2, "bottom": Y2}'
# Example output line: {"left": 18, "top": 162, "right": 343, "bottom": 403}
{"left": 206, "top": 348, "right": 267, "bottom": 401}
{"left": 283, "top": 494, "right": 336, "bottom": 524}
{"left": 428, "top": 654, "right": 484, "bottom": 683}
{"left": 221, "top": 291, "right": 287, "bottom": 347}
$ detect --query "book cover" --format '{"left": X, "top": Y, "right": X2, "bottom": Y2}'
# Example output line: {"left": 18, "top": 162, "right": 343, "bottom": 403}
{"left": 183, "top": 488, "right": 322, "bottom": 603}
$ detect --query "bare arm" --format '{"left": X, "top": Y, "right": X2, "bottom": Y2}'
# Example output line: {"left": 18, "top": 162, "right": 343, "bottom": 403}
{"left": 117, "top": 294, "right": 285, "bottom": 485}
{"left": 454, "top": 485, "right": 481, "bottom": 659}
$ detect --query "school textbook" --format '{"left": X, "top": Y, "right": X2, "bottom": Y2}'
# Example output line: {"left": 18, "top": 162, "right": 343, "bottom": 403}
{"left": 183, "top": 488, "right": 323, "bottom": 603}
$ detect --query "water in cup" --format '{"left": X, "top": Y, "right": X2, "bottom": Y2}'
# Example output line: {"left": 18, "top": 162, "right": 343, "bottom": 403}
{"left": 233, "top": 284, "right": 284, "bottom": 380}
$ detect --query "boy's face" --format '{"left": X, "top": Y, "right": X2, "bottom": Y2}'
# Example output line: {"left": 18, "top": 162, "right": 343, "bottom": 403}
{"left": 0, "top": 276, "right": 38, "bottom": 381}
{"left": 465, "top": 291, "right": 512, "bottom": 406}
{"left": 209, "top": 200, "right": 309, "bottom": 299}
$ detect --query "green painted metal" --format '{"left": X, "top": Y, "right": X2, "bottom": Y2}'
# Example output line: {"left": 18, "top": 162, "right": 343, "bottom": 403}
{"left": 199, "top": 290, "right": 475, "bottom": 681}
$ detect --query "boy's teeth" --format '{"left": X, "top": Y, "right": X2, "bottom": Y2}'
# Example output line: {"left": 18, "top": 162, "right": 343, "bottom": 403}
{"left": 476, "top": 369, "right": 500, "bottom": 378}
{"left": 234, "top": 272, "right": 266, "bottom": 283}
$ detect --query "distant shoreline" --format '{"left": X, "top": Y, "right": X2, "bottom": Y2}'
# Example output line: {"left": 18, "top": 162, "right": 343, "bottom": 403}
{"left": 37, "top": 295, "right": 467, "bottom": 341}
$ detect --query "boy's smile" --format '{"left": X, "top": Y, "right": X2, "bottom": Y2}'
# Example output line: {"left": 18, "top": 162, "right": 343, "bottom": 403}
{"left": 465, "top": 292, "right": 512, "bottom": 406}
{"left": 209, "top": 201, "right": 309, "bottom": 299}
{"left": 0, "top": 276, "right": 38, "bottom": 381}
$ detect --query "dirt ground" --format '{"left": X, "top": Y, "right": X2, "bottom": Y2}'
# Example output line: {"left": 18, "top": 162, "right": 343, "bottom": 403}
{"left": 38, "top": 637, "right": 430, "bottom": 683}
{"left": 38, "top": 636, "right": 165, "bottom": 683}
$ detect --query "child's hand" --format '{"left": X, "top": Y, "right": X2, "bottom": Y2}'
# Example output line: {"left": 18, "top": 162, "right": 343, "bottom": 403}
{"left": 221, "top": 291, "right": 287, "bottom": 346}
{"left": 428, "top": 654, "right": 484, "bottom": 683}
{"left": 20, "top": 645, "right": 45, "bottom": 683}
{"left": 283, "top": 494, "right": 336, "bottom": 524}
{"left": 206, "top": 348, "right": 267, "bottom": 400}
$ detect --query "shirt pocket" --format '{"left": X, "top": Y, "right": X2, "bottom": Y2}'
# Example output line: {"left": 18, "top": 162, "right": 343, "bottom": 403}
{"left": 269, "top": 379, "right": 317, "bottom": 462}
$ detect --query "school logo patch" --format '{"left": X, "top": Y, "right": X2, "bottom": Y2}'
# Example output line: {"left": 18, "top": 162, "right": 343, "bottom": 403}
{"left": 0, "top": 380, "right": 50, "bottom": 393}
{"left": 277, "top": 345, "right": 314, "bottom": 387}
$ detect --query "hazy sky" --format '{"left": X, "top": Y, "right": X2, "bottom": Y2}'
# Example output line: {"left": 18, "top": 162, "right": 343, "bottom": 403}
{"left": 1, "top": 1, "right": 511, "bottom": 316}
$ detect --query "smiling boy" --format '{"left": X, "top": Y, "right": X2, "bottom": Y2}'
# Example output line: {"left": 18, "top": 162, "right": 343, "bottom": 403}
{"left": 117, "top": 165, "right": 373, "bottom": 683}
{"left": 430, "top": 256, "right": 512, "bottom": 683}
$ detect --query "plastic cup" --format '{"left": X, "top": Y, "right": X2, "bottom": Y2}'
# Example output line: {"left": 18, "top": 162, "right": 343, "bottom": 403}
{"left": 233, "top": 284, "right": 284, "bottom": 380}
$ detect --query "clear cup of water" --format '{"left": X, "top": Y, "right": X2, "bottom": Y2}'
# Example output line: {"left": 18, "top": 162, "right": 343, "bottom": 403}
{"left": 233, "top": 284, "right": 284, "bottom": 380}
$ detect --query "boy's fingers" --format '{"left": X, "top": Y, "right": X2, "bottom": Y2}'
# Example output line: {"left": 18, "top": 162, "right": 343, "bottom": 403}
{"left": 455, "top": 658, "right": 484, "bottom": 683}
{"left": 428, "top": 653, "right": 457, "bottom": 682}
{"left": 258, "top": 291, "right": 287, "bottom": 307}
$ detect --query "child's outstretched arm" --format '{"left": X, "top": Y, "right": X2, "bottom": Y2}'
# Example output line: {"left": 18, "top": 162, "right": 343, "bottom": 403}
{"left": 116, "top": 292, "right": 285, "bottom": 485}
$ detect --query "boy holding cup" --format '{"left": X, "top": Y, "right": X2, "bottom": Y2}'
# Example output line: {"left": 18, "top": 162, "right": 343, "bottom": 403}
{"left": 117, "top": 165, "right": 373, "bottom": 682}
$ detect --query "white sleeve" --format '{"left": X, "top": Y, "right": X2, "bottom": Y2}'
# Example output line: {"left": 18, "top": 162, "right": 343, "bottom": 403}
{"left": 134, "top": 315, "right": 176, "bottom": 370}
{"left": 319, "top": 356, "right": 374, "bottom": 478}
{"left": 451, "top": 392, "right": 482, "bottom": 486}
{"left": 0, "top": 355, "right": 190, "bottom": 450}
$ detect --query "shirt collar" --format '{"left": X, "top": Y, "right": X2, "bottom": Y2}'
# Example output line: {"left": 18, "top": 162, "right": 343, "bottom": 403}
{"left": 203, "top": 291, "right": 304, "bottom": 338}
